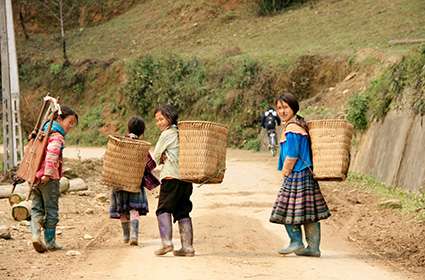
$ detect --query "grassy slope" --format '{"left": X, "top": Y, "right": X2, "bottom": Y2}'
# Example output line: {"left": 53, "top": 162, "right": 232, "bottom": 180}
{"left": 19, "top": 0, "right": 425, "bottom": 64}
{"left": 13, "top": 0, "right": 425, "bottom": 148}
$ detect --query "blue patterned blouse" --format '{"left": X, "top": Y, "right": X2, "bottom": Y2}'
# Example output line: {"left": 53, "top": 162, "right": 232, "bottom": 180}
{"left": 278, "top": 132, "right": 313, "bottom": 172}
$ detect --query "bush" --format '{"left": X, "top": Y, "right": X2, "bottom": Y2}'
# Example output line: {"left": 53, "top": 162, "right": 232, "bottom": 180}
{"left": 243, "top": 138, "right": 261, "bottom": 151}
{"left": 124, "top": 55, "right": 207, "bottom": 115}
{"left": 346, "top": 93, "right": 369, "bottom": 130}
{"left": 66, "top": 105, "right": 107, "bottom": 146}
{"left": 257, "top": 0, "right": 310, "bottom": 16}
{"left": 236, "top": 58, "right": 260, "bottom": 89}
{"left": 49, "top": 63, "right": 62, "bottom": 76}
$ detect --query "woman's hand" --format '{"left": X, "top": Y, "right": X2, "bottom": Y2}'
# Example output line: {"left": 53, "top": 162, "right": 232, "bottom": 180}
{"left": 282, "top": 168, "right": 291, "bottom": 178}
{"left": 41, "top": 175, "right": 50, "bottom": 183}
{"left": 160, "top": 153, "right": 167, "bottom": 164}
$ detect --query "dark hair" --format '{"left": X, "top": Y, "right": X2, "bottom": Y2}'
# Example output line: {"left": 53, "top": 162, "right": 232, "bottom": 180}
{"left": 276, "top": 92, "right": 299, "bottom": 114}
{"left": 127, "top": 116, "right": 145, "bottom": 137}
{"left": 154, "top": 104, "right": 178, "bottom": 126}
{"left": 276, "top": 93, "right": 308, "bottom": 131}
{"left": 59, "top": 105, "right": 79, "bottom": 124}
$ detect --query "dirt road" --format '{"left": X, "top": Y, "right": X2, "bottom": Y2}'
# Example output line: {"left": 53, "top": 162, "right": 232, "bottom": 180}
{"left": 35, "top": 148, "right": 414, "bottom": 280}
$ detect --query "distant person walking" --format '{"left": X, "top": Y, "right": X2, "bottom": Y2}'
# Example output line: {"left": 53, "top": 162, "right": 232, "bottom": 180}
{"left": 261, "top": 107, "right": 281, "bottom": 156}
{"left": 270, "top": 93, "right": 330, "bottom": 257}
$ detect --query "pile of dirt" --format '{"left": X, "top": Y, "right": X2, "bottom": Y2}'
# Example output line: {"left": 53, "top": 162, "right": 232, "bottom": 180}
{"left": 324, "top": 181, "right": 425, "bottom": 274}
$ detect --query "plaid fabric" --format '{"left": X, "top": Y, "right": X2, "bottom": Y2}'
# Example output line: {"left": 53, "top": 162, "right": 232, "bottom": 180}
{"left": 110, "top": 186, "right": 149, "bottom": 219}
{"left": 270, "top": 169, "right": 331, "bottom": 225}
{"left": 142, "top": 154, "right": 160, "bottom": 190}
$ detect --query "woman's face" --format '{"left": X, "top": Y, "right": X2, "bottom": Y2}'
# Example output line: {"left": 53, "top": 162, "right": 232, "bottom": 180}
{"left": 276, "top": 100, "right": 295, "bottom": 123}
{"left": 58, "top": 115, "right": 77, "bottom": 134}
{"left": 155, "top": 111, "right": 170, "bottom": 132}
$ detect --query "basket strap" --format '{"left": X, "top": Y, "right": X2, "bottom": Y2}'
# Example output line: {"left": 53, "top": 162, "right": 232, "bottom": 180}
{"left": 284, "top": 121, "right": 315, "bottom": 177}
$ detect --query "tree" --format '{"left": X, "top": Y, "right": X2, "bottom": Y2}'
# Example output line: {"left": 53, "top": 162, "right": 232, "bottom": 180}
{"left": 17, "top": 0, "right": 30, "bottom": 40}
{"left": 41, "top": 0, "right": 79, "bottom": 66}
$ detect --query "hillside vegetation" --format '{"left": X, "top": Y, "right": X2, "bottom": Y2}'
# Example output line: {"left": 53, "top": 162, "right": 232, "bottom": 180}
{"left": 11, "top": 0, "right": 425, "bottom": 148}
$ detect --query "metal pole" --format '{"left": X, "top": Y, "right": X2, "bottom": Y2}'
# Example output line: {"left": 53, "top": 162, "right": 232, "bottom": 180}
{"left": 1, "top": 0, "right": 23, "bottom": 172}
{"left": 0, "top": 0, "right": 14, "bottom": 172}
{"left": 5, "top": 0, "right": 23, "bottom": 164}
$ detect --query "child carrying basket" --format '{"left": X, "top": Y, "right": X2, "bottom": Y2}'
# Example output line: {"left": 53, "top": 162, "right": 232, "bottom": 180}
{"left": 104, "top": 116, "right": 160, "bottom": 246}
{"left": 24, "top": 100, "right": 79, "bottom": 253}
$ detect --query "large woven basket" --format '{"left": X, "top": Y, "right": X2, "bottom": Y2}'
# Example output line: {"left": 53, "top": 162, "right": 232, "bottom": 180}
{"left": 102, "top": 136, "right": 151, "bottom": 192}
{"left": 179, "top": 121, "right": 228, "bottom": 184}
{"left": 307, "top": 119, "right": 353, "bottom": 181}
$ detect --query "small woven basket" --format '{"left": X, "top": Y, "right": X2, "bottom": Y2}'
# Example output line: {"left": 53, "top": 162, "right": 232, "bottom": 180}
{"left": 102, "top": 135, "right": 151, "bottom": 192}
{"left": 179, "top": 121, "right": 228, "bottom": 184}
{"left": 307, "top": 119, "right": 353, "bottom": 181}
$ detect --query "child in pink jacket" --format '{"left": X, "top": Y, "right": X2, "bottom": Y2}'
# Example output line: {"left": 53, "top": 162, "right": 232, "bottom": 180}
{"left": 31, "top": 106, "right": 78, "bottom": 253}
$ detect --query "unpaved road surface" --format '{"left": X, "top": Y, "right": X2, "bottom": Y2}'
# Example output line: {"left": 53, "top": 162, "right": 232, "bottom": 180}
{"left": 58, "top": 149, "right": 416, "bottom": 280}
{"left": 1, "top": 148, "right": 420, "bottom": 280}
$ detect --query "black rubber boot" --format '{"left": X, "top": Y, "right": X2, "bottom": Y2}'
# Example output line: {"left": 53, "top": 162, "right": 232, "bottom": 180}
{"left": 174, "top": 218, "right": 195, "bottom": 257}
{"left": 296, "top": 222, "right": 321, "bottom": 257}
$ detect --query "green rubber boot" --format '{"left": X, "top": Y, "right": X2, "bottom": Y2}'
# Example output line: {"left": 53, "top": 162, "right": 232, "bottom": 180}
{"left": 296, "top": 222, "right": 321, "bottom": 257}
{"left": 278, "top": 224, "right": 304, "bottom": 255}
{"left": 44, "top": 227, "right": 63, "bottom": 251}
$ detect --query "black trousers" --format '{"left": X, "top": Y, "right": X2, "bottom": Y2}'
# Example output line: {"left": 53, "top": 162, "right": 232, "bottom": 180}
{"left": 156, "top": 179, "right": 193, "bottom": 222}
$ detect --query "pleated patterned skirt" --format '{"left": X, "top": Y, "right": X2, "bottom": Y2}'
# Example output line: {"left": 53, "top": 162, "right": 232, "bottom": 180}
{"left": 270, "top": 169, "right": 331, "bottom": 225}
{"left": 109, "top": 187, "right": 149, "bottom": 219}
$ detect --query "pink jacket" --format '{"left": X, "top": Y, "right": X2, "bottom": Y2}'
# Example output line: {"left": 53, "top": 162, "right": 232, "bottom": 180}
{"left": 36, "top": 132, "right": 64, "bottom": 180}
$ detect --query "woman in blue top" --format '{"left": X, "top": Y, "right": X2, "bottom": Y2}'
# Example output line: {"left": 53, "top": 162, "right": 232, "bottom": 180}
{"left": 270, "top": 93, "right": 330, "bottom": 257}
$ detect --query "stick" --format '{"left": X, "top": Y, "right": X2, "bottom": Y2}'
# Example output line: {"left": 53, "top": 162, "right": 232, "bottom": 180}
{"left": 388, "top": 38, "right": 425, "bottom": 45}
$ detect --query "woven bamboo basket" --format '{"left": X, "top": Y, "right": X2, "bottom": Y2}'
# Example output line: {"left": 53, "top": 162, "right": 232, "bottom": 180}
{"left": 179, "top": 121, "right": 228, "bottom": 184}
{"left": 307, "top": 119, "right": 353, "bottom": 181}
{"left": 102, "top": 136, "right": 151, "bottom": 192}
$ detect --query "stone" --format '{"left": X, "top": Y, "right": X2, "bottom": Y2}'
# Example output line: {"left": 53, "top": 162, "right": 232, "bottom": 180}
{"left": 78, "top": 191, "right": 95, "bottom": 197}
{"left": 0, "top": 225, "right": 12, "bottom": 240}
{"left": 344, "top": 72, "right": 357, "bottom": 81}
{"left": 85, "top": 209, "right": 94, "bottom": 215}
{"left": 63, "top": 168, "right": 79, "bottom": 179}
{"left": 66, "top": 250, "right": 81, "bottom": 256}
{"left": 95, "top": 193, "right": 108, "bottom": 203}
{"left": 59, "top": 177, "right": 70, "bottom": 193}
{"left": 19, "top": 220, "right": 30, "bottom": 227}
{"left": 347, "top": 235, "right": 357, "bottom": 242}
{"left": 83, "top": 234, "right": 94, "bottom": 240}
{"left": 378, "top": 199, "right": 402, "bottom": 209}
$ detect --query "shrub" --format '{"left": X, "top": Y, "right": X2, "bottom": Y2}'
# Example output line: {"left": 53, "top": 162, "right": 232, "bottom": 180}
{"left": 257, "top": 0, "right": 310, "bottom": 16}
{"left": 346, "top": 93, "right": 369, "bottom": 130}
{"left": 243, "top": 138, "right": 261, "bottom": 151}
{"left": 49, "top": 63, "right": 62, "bottom": 76}
{"left": 124, "top": 55, "right": 207, "bottom": 115}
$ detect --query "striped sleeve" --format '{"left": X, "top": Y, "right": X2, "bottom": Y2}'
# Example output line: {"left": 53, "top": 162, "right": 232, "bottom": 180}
{"left": 44, "top": 133, "right": 64, "bottom": 176}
